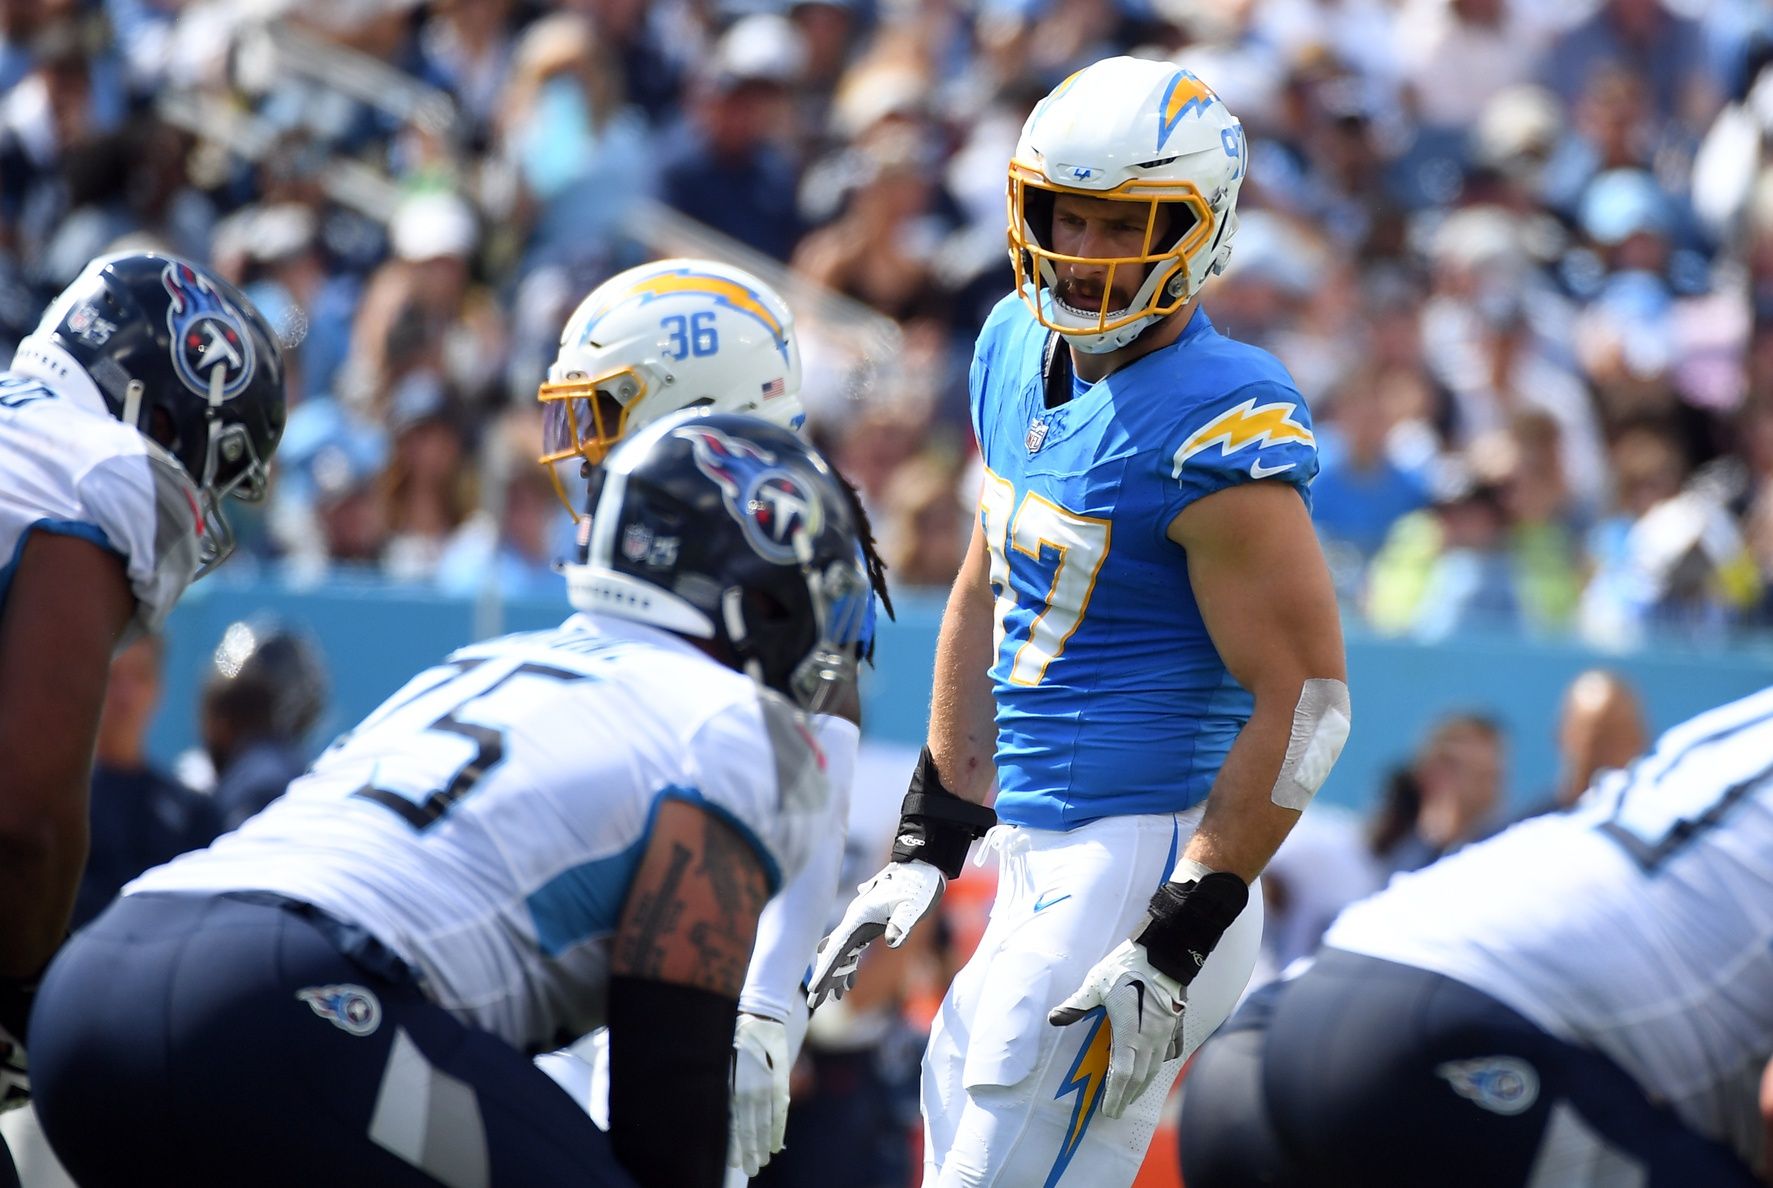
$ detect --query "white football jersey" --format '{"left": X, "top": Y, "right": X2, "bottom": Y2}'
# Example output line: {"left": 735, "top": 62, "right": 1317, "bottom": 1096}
{"left": 0, "top": 365, "right": 201, "bottom": 635}
{"left": 1326, "top": 686, "right": 1773, "bottom": 1171}
{"left": 132, "top": 614, "right": 831, "bottom": 1054}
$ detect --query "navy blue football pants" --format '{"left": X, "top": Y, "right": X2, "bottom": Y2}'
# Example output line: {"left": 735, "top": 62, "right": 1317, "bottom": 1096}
{"left": 28, "top": 892, "right": 636, "bottom": 1187}
{"left": 1180, "top": 948, "right": 1762, "bottom": 1188}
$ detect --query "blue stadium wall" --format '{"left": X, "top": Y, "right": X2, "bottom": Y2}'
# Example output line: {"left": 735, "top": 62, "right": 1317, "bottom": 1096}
{"left": 150, "top": 578, "right": 1773, "bottom": 813}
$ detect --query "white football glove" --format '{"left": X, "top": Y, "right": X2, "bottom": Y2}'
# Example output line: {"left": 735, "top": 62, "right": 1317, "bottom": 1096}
{"left": 1048, "top": 940, "right": 1185, "bottom": 1120}
{"left": 728, "top": 1014, "right": 790, "bottom": 1177}
{"left": 1, "top": 1027, "right": 27, "bottom": 1114}
{"left": 806, "top": 859, "right": 945, "bottom": 1008}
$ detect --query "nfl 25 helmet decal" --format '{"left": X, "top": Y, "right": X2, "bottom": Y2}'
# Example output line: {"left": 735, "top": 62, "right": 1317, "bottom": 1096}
{"left": 1008, "top": 57, "right": 1247, "bottom": 353}
{"left": 25, "top": 251, "right": 287, "bottom": 573}
{"left": 564, "top": 409, "right": 867, "bottom": 714}
{"left": 538, "top": 258, "right": 803, "bottom": 516}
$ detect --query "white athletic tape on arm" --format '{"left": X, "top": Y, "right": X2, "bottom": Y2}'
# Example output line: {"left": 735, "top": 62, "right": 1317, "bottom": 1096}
{"left": 1272, "top": 678, "right": 1351, "bottom": 811}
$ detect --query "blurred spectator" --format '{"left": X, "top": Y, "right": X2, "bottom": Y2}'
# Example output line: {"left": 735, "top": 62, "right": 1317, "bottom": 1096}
{"left": 417, "top": 0, "right": 515, "bottom": 138}
{"left": 435, "top": 408, "right": 573, "bottom": 600}
{"left": 793, "top": 124, "right": 952, "bottom": 323}
{"left": 269, "top": 395, "right": 393, "bottom": 574}
{"left": 494, "top": 11, "right": 654, "bottom": 275}
{"left": 345, "top": 188, "right": 505, "bottom": 414}
{"left": 199, "top": 618, "right": 330, "bottom": 831}
{"left": 217, "top": 201, "right": 357, "bottom": 406}
{"left": 74, "top": 634, "right": 220, "bottom": 932}
{"left": 877, "top": 449, "right": 967, "bottom": 590}
{"left": 381, "top": 390, "right": 476, "bottom": 583}
{"left": 1549, "top": 668, "right": 1648, "bottom": 809}
{"left": 562, "top": 0, "right": 689, "bottom": 126}
{"left": 1367, "top": 712, "right": 1506, "bottom": 876}
{"left": 659, "top": 13, "right": 806, "bottom": 262}
{"left": 1540, "top": 0, "right": 1719, "bottom": 132}
{"left": 0, "top": 0, "right": 1765, "bottom": 651}
{"left": 1394, "top": 0, "right": 1551, "bottom": 134}
{"left": 1366, "top": 412, "right": 1584, "bottom": 641}
{"left": 1311, "top": 366, "right": 1434, "bottom": 567}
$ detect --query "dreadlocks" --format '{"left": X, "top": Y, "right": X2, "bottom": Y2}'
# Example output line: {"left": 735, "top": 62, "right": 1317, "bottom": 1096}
{"left": 833, "top": 466, "right": 894, "bottom": 663}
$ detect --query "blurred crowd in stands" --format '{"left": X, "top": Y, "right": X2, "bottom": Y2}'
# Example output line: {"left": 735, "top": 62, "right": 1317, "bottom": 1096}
{"left": 7, "top": 0, "right": 1773, "bottom": 652}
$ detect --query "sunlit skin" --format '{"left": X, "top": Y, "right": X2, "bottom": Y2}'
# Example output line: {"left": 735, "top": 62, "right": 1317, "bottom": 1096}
{"left": 1047, "top": 193, "right": 1196, "bottom": 383}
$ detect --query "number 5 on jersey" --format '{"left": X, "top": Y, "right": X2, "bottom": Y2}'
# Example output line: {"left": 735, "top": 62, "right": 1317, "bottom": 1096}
{"left": 979, "top": 467, "right": 1110, "bottom": 687}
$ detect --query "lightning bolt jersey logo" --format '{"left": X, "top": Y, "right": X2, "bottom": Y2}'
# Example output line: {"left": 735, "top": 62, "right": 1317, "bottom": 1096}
{"left": 1170, "top": 397, "right": 1315, "bottom": 479}
{"left": 1046, "top": 1006, "right": 1111, "bottom": 1187}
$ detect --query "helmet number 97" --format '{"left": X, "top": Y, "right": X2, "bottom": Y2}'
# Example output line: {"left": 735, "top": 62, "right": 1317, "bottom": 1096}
{"left": 1220, "top": 125, "right": 1246, "bottom": 182}
{"left": 661, "top": 312, "right": 721, "bottom": 360}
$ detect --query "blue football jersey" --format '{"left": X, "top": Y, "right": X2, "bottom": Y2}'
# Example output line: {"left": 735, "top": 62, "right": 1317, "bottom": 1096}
{"left": 970, "top": 294, "right": 1319, "bottom": 829}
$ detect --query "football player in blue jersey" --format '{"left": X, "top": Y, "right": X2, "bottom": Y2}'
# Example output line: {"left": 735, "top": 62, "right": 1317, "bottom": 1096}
{"left": 808, "top": 57, "right": 1352, "bottom": 1186}
{"left": 536, "top": 257, "right": 892, "bottom": 1182}
{"left": 0, "top": 253, "right": 285, "bottom": 1186}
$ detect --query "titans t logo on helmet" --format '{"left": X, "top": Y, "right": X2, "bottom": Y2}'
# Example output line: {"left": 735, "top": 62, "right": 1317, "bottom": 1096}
{"left": 676, "top": 424, "right": 825, "bottom": 564}
{"left": 162, "top": 261, "right": 257, "bottom": 401}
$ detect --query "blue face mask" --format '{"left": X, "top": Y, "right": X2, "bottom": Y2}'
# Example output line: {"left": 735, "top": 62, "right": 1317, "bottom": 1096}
{"left": 518, "top": 76, "right": 595, "bottom": 200}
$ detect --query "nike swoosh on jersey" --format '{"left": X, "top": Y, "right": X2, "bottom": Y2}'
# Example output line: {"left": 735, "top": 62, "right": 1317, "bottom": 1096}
{"left": 1249, "top": 458, "right": 1296, "bottom": 479}
{"left": 1033, "top": 892, "right": 1072, "bottom": 912}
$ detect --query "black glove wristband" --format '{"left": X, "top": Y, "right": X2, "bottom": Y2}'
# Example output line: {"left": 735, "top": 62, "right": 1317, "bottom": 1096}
{"left": 1133, "top": 872, "right": 1250, "bottom": 987}
{"left": 889, "top": 746, "right": 997, "bottom": 879}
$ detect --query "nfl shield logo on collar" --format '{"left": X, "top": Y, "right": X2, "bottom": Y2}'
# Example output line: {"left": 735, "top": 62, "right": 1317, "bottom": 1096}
{"left": 1026, "top": 418, "right": 1050, "bottom": 454}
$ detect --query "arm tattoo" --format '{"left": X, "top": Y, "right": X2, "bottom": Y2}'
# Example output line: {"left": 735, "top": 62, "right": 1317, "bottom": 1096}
{"left": 687, "top": 814, "right": 770, "bottom": 995}
{"left": 613, "top": 810, "right": 770, "bottom": 997}
{"left": 612, "top": 842, "right": 691, "bottom": 979}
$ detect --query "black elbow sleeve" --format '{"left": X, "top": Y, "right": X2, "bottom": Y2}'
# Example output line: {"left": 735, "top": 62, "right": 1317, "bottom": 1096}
{"left": 606, "top": 975, "right": 737, "bottom": 1188}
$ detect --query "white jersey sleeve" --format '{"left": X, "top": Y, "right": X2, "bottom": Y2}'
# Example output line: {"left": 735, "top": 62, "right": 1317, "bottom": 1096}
{"left": 739, "top": 714, "right": 859, "bottom": 1022}
{"left": 0, "top": 371, "right": 200, "bottom": 634}
{"left": 128, "top": 614, "right": 831, "bottom": 1055}
{"left": 1325, "top": 686, "right": 1773, "bottom": 1172}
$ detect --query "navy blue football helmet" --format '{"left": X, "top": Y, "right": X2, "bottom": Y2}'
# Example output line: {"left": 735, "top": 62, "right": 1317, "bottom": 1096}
{"left": 27, "top": 252, "right": 287, "bottom": 574}
{"left": 565, "top": 409, "right": 870, "bottom": 712}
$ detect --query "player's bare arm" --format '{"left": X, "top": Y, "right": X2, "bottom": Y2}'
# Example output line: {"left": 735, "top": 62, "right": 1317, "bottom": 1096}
{"left": 613, "top": 798, "right": 770, "bottom": 996}
{"left": 928, "top": 513, "right": 999, "bottom": 804}
{"left": 1169, "top": 479, "right": 1349, "bottom": 880}
{"left": 807, "top": 512, "right": 999, "bottom": 1007}
{"left": 609, "top": 796, "right": 771, "bottom": 1188}
{"left": 0, "top": 533, "right": 133, "bottom": 982}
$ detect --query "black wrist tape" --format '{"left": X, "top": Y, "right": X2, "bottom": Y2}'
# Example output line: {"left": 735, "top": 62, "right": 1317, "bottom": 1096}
{"left": 889, "top": 747, "right": 997, "bottom": 878}
{"left": 1134, "top": 872, "right": 1250, "bottom": 986}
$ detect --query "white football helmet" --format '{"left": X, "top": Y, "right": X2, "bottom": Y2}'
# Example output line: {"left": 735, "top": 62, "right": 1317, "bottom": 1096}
{"left": 538, "top": 257, "right": 804, "bottom": 516}
{"left": 1008, "top": 57, "right": 1247, "bottom": 353}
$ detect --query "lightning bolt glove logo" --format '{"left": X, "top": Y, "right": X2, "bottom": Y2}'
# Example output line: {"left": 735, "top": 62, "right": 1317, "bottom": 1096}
{"left": 1171, "top": 397, "right": 1314, "bottom": 478}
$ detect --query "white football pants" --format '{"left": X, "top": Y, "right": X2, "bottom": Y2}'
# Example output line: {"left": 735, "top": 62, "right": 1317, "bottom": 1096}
{"left": 921, "top": 810, "right": 1263, "bottom": 1188}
